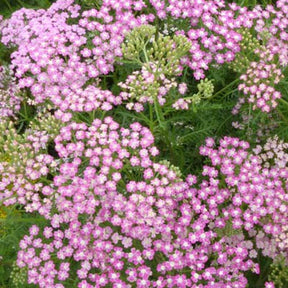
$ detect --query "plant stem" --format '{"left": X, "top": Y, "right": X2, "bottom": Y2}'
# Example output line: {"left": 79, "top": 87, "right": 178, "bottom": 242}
{"left": 209, "top": 79, "right": 239, "bottom": 100}
{"left": 16, "top": 0, "right": 26, "bottom": 7}
{"left": 4, "top": 0, "right": 13, "bottom": 12}
{"left": 279, "top": 98, "right": 288, "bottom": 107}
{"left": 153, "top": 98, "right": 165, "bottom": 129}
{"left": 248, "top": 102, "right": 252, "bottom": 130}
{"left": 149, "top": 104, "right": 154, "bottom": 131}
{"left": 138, "top": 111, "right": 153, "bottom": 127}
{"left": 277, "top": 108, "right": 288, "bottom": 123}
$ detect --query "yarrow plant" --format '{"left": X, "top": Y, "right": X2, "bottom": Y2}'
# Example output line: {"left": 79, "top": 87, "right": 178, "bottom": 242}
{"left": 1, "top": 0, "right": 288, "bottom": 287}
{"left": 13, "top": 132, "right": 288, "bottom": 287}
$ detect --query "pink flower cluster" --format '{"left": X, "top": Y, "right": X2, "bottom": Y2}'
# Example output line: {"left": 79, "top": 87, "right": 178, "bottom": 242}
{"left": 1, "top": 0, "right": 288, "bottom": 115}
{"left": 0, "top": 117, "right": 61, "bottom": 211}
{"left": 0, "top": 0, "right": 152, "bottom": 112}
{"left": 253, "top": 135, "right": 288, "bottom": 169}
{"left": 13, "top": 121, "right": 288, "bottom": 287}
{"left": 200, "top": 137, "right": 288, "bottom": 258}
{"left": 0, "top": 66, "right": 21, "bottom": 119}
{"left": 235, "top": 61, "right": 283, "bottom": 113}
{"left": 172, "top": 97, "right": 191, "bottom": 110}
{"left": 232, "top": 1, "right": 288, "bottom": 114}
{"left": 253, "top": 1, "right": 288, "bottom": 67}
{"left": 143, "top": 0, "right": 245, "bottom": 79}
{"left": 0, "top": 142, "right": 55, "bottom": 214}
{"left": 184, "top": 2, "right": 243, "bottom": 79}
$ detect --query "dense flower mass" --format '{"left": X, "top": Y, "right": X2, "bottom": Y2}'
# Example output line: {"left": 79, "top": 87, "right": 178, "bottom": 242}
{"left": 1, "top": 0, "right": 288, "bottom": 114}
{"left": 1, "top": 0, "right": 288, "bottom": 287}
{"left": 0, "top": 117, "right": 61, "bottom": 211}
{"left": 15, "top": 133, "right": 288, "bottom": 287}
{"left": 0, "top": 0, "right": 152, "bottom": 112}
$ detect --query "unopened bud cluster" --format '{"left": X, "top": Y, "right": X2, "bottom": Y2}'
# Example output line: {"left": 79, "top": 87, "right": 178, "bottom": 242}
{"left": 268, "top": 256, "right": 288, "bottom": 288}
{"left": 122, "top": 25, "right": 191, "bottom": 76}
{"left": 120, "top": 25, "right": 192, "bottom": 110}
{"left": 0, "top": 121, "right": 29, "bottom": 170}
{"left": 173, "top": 78, "right": 214, "bottom": 110}
{"left": 158, "top": 159, "right": 182, "bottom": 180}
{"left": 28, "top": 112, "right": 65, "bottom": 149}
{"left": 119, "top": 62, "right": 178, "bottom": 111}
{"left": 228, "top": 29, "right": 263, "bottom": 73}
{"left": 0, "top": 120, "right": 56, "bottom": 209}
{"left": 122, "top": 25, "right": 156, "bottom": 62}
{"left": 10, "top": 261, "right": 28, "bottom": 288}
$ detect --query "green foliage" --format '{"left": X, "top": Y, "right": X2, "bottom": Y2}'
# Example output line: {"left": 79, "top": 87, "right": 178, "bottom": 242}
{"left": 0, "top": 0, "right": 54, "bottom": 17}
{"left": 227, "top": 0, "right": 277, "bottom": 7}
{"left": 268, "top": 256, "right": 288, "bottom": 288}
{"left": 10, "top": 261, "right": 29, "bottom": 288}
{"left": 0, "top": 206, "right": 47, "bottom": 287}
{"left": 76, "top": 0, "right": 102, "bottom": 9}
{"left": 0, "top": 43, "right": 12, "bottom": 65}
{"left": 245, "top": 256, "right": 273, "bottom": 288}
